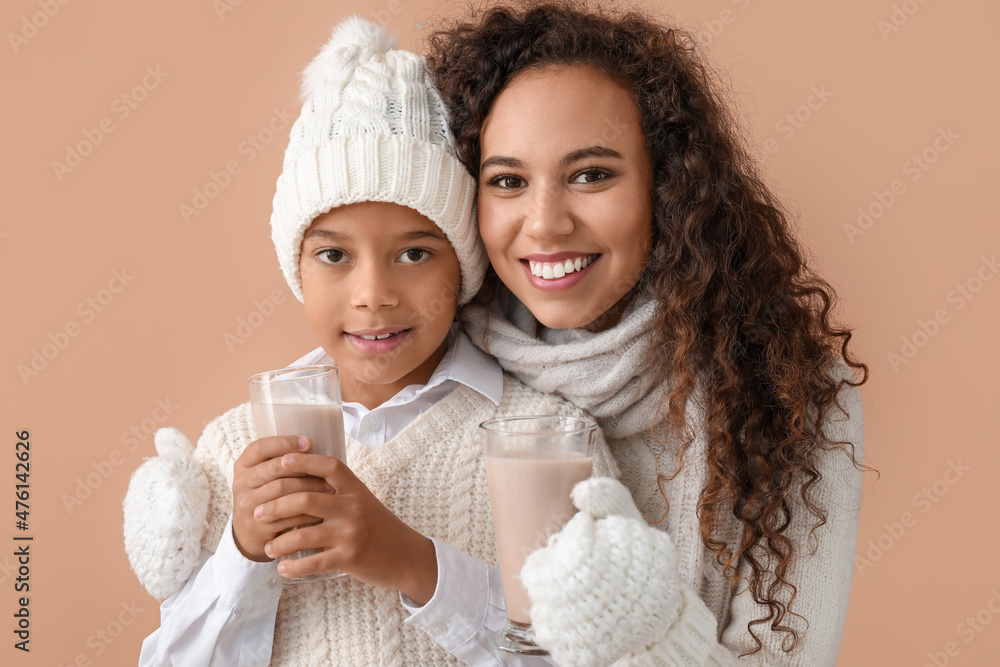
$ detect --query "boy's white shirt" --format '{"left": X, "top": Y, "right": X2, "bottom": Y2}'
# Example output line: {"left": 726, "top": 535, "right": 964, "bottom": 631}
{"left": 139, "top": 328, "right": 553, "bottom": 666}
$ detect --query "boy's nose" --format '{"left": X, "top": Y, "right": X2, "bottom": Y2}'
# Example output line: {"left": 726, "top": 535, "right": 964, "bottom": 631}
{"left": 350, "top": 264, "right": 400, "bottom": 311}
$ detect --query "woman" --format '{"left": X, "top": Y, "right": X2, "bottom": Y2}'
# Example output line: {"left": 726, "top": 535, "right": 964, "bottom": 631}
{"left": 427, "top": 2, "right": 870, "bottom": 665}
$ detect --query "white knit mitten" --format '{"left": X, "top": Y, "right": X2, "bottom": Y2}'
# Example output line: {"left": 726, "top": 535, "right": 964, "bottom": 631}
{"left": 521, "top": 477, "right": 715, "bottom": 667}
{"left": 123, "top": 427, "right": 210, "bottom": 600}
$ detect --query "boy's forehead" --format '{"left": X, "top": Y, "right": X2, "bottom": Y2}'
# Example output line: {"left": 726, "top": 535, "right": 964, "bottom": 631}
{"left": 303, "top": 202, "right": 446, "bottom": 240}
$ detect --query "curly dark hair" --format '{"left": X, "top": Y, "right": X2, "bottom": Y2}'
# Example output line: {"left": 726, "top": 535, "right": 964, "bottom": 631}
{"left": 426, "top": 0, "right": 873, "bottom": 658}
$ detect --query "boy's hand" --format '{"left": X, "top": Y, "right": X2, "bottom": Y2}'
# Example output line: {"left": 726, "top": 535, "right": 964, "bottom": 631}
{"left": 231, "top": 436, "right": 334, "bottom": 562}
{"left": 256, "top": 452, "right": 438, "bottom": 605}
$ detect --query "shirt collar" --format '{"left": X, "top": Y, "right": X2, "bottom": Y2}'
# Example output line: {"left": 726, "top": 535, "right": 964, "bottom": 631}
{"left": 286, "top": 325, "right": 503, "bottom": 407}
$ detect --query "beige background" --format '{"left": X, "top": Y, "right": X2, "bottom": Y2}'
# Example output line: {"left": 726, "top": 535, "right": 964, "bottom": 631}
{"left": 2, "top": 0, "right": 996, "bottom": 665}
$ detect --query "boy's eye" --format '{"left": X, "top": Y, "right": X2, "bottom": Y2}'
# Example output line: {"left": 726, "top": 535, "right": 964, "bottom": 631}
{"left": 485, "top": 174, "right": 525, "bottom": 190}
{"left": 318, "top": 249, "right": 348, "bottom": 264}
{"left": 400, "top": 248, "right": 430, "bottom": 263}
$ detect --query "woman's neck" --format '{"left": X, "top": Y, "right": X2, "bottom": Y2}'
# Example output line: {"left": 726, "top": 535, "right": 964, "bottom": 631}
{"left": 579, "top": 290, "right": 637, "bottom": 333}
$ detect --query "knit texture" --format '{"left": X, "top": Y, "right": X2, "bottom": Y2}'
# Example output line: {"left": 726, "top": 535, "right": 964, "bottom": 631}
{"left": 521, "top": 478, "right": 720, "bottom": 667}
{"left": 462, "top": 291, "right": 865, "bottom": 666}
{"left": 123, "top": 427, "right": 210, "bottom": 600}
{"left": 270, "top": 17, "right": 485, "bottom": 304}
{"left": 127, "top": 375, "right": 619, "bottom": 666}
{"left": 462, "top": 293, "right": 715, "bottom": 587}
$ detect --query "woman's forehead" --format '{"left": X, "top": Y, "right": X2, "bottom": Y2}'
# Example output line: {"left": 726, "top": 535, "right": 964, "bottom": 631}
{"left": 481, "top": 66, "right": 644, "bottom": 162}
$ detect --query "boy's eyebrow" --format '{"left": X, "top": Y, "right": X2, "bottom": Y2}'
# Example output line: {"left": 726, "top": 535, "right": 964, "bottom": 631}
{"left": 481, "top": 155, "right": 524, "bottom": 171}
{"left": 394, "top": 229, "right": 447, "bottom": 242}
{"left": 303, "top": 228, "right": 348, "bottom": 241}
{"left": 302, "top": 228, "right": 447, "bottom": 242}
{"left": 481, "top": 146, "right": 624, "bottom": 171}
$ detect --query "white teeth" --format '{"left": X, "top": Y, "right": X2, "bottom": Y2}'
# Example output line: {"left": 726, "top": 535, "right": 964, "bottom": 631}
{"left": 359, "top": 332, "right": 397, "bottom": 340}
{"left": 528, "top": 255, "right": 597, "bottom": 280}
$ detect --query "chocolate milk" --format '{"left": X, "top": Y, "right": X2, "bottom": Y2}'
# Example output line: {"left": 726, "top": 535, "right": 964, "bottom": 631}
{"left": 254, "top": 402, "right": 346, "bottom": 562}
{"left": 261, "top": 402, "right": 346, "bottom": 461}
{"left": 485, "top": 450, "right": 593, "bottom": 625}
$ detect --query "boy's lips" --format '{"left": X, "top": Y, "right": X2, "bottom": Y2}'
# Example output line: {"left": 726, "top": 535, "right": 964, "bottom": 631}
{"left": 344, "top": 328, "right": 411, "bottom": 354}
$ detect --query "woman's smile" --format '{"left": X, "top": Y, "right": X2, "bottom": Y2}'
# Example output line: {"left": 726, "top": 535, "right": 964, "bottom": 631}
{"left": 477, "top": 65, "right": 652, "bottom": 330}
{"left": 521, "top": 253, "right": 602, "bottom": 291}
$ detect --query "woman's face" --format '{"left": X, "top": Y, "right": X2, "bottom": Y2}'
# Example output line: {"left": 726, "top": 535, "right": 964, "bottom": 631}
{"left": 478, "top": 65, "right": 653, "bottom": 330}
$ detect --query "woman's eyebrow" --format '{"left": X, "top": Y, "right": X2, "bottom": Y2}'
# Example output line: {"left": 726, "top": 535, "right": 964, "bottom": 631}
{"left": 481, "top": 147, "right": 624, "bottom": 171}
{"left": 560, "top": 146, "right": 623, "bottom": 165}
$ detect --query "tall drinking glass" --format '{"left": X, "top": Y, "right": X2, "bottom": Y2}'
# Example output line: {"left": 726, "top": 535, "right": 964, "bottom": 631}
{"left": 480, "top": 415, "right": 597, "bottom": 655}
{"left": 248, "top": 365, "right": 348, "bottom": 585}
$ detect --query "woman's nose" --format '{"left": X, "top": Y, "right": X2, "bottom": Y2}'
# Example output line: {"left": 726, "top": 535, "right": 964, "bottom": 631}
{"left": 521, "top": 182, "right": 575, "bottom": 240}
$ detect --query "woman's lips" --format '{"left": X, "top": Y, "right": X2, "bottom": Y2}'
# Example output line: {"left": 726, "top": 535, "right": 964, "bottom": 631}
{"left": 526, "top": 253, "right": 599, "bottom": 279}
{"left": 520, "top": 254, "right": 601, "bottom": 291}
{"left": 344, "top": 328, "right": 411, "bottom": 354}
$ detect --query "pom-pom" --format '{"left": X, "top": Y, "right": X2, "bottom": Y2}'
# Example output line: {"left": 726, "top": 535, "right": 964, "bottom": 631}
{"left": 301, "top": 16, "right": 397, "bottom": 102}
{"left": 154, "top": 426, "right": 195, "bottom": 457}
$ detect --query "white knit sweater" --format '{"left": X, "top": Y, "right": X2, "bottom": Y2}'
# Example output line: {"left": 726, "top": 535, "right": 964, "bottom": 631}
{"left": 462, "top": 295, "right": 865, "bottom": 666}
{"left": 186, "top": 375, "right": 617, "bottom": 667}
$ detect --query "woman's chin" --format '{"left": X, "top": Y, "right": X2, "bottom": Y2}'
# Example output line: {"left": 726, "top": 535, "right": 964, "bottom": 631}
{"left": 521, "top": 302, "right": 602, "bottom": 331}
{"left": 515, "top": 289, "right": 637, "bottom": 332}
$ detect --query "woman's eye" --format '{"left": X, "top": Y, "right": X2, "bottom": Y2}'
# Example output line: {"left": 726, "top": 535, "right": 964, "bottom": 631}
{"left": 486, "top": 174, "right": 525, "bottom": 190}
{"left": 318, "top": 249, "right": 348, "bottom": 264}
{"left": 400, "top": 248, "right": 430, "bottom": 263}
{"left": 572, "top": 168, "right": 612, "bottom": 184}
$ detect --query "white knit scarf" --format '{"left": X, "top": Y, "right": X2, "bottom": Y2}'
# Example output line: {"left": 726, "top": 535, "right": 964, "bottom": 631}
{"left": 460, "top": 289, "right": 695, "bottom": 439}
{"left": 460, "top": 289, "right": 714, "bottom": 590}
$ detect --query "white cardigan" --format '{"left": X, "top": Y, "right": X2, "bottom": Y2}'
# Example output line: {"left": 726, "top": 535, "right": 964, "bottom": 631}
{"left": 461, "top": 295, "right": 865, "bottom": 666}
{"left": 127, "top": 375, "right": 619, "bottom": 666}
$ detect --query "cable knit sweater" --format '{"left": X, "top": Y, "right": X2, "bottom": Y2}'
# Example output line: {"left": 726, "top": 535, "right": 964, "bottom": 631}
{"left": 461, "top": 293, "right": 865, "bottom": 666}
{"left": 183, "top": 375, "right": 617, "bottom": 667}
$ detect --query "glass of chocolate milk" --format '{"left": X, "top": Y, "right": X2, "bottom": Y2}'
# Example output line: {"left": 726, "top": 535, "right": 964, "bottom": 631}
{"left": 248, "top": 364, "right": 348, "bottom": 585}
{"left": 480, "top": 415, "right": 597, "bottom": 655}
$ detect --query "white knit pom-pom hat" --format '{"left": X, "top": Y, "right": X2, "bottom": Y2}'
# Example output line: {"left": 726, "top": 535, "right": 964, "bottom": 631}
{"left": 271, "top": 16, "right": 485, "bottom": 304}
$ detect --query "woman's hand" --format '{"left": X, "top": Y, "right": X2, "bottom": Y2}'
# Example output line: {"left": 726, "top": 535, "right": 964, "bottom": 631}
{"left": 257, "top": 452, "right": 438, "bottom": 605}
{"left": 231, "top": 436, "right": 334, "bottom": 562}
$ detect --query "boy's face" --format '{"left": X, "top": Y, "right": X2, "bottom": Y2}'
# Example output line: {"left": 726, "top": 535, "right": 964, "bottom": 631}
{"left": 299, "top": 201, "right": 462, "bottom": 409}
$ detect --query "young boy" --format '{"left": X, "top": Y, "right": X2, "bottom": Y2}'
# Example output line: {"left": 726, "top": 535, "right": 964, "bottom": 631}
{"left": 123, "top": 17, "right": 616, "bottom": 666}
